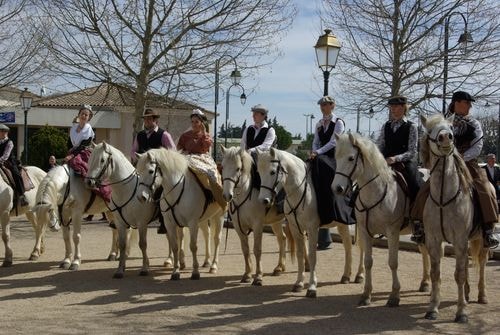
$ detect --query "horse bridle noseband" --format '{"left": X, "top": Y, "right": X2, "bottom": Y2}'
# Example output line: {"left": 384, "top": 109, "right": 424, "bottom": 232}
{"left": 259, "top": 159, "right": 287, "bottom": 197}
{"left": 334, "top": 145, "right": 363, "bottom": 189}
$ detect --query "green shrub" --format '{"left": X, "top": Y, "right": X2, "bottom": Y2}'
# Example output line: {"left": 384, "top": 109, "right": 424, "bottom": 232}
{"left": 26, "top": 125, "right": 68, "bottom": 170}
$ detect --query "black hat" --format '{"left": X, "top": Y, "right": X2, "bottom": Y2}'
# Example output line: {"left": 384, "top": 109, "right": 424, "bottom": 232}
{"left": 387, "top": 96, "right": 407, "bottom": 105}
{"left": 451, "top": 91, "right": 475, "bottom": 102}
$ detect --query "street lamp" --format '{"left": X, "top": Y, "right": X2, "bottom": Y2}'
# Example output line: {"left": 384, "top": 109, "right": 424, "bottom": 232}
{"left": 224, "top": 79, "right": 246, "bottom": 148}
{"left": 368, "top": 107, "right": 374, "bottom": 137}
{"left": 442, "top": 12, "right": 473, "bottom": 114}
{"left": 214, "top": 56, "right": 242, "bottom": 160}
{"left": 314, "top": 29, "right": 341, "bottom": 96}
{"left": 19, "top": 88, "right": 33, "bottom": 164}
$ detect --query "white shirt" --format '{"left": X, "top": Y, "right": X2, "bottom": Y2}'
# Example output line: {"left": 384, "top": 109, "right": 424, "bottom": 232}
{"left": 70, "top": 123, "right": 95, "bottom": 148}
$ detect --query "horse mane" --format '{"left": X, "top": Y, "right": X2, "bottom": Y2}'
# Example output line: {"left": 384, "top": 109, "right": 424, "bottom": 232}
{"left": 225, "top": 147, "right": 253, "bottom": 176}
{"left": 421, "top": 113, "right": 473, "bottom": 192}
{"left": 148, "top": 148, "right": 188, "bottom": 179}
{"left": 37, "top": 165, "right": 68, "bottom": 206}
{"left": 338, "top": 133, "right": 394, "bottom": 184}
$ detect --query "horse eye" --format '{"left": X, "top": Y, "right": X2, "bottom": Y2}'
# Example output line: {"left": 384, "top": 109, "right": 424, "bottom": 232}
{"left": 236, "top": 167, "right": 241, "bottom": 172}
{"left": 348, "top": 156, "right": 355, "bottom": 162}
{"left": 101, "top": 158, "right": 105, "bottom": 163}
{"left": 270, "top": 171, "right": 276, "bottom": 176}
{"left": 148, "top": 169, "right": 154, "bottom": 174}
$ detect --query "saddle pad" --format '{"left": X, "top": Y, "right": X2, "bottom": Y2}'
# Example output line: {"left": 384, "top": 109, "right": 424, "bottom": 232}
{"left": 393, "top": 170, "right": 409, "bottom": 197}
{"left": 21, "top": 167, "right": 34, "bottom": 191}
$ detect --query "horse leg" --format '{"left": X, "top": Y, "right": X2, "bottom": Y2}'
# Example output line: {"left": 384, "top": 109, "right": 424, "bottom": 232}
{"left": 208, "top": 215, "right": 223, "bottom": 274}
{"left": 425, "top": 239, "right": 443, "bottom": 320}
{"left": 359, "top": 232, "right": 373, "bottom": 306}
{"left": 60, "top": 224, "right": 72, "bottom": 269}
{"left": 108, "top": 225, "right": 118, "bottom": 261}
{"left": 355, "top": 237, "right": 365, "bottom": 284}
{"left": 271, "top": 221, "right": 286, "bottom": 275}
{"left": 189, "top": 225, "right": 200, "bottom": 280}
{"left": 337, "top": 224, "right": 352, "bottom": 284}
{"left": 290, "top": 225, "right": 305, "bottom": 293}
{"left": 138, "top": 225, "right": 150, "bottom": 276}
{"left": 1, "top": 212, "right": 13, "bottom": 267}
{"left": 29, "top": 211, "right": 46, "bottom": 261}
{"left": 167, "top": 222, "right": 181, "bottom": 280}
{"left": 178, "top": 227, "right": 186, "bottom": 270}
{"left": 453, "top": 240, "right": 469, "bottom": 323}
{"left": 236, "top": 223, "right": 252, "bottom": 283}
{"left": 417, "top": 244, "right": 431, "bottom": 292}
{"left": 199, "top": 220, "right": 211, "bottom": 268}
{"left": 305, "top": 227, "right": 318, "bottom": 298}
{"left": 386, "top": 230, "right": 401, "bottom": 307}
{"left": 113, "top": 223, "right": 129, "bottom": 278}
{"left": 164, "top": 232, "right": 173, "bottom": 269}
{"left": 69, "top": 215, "right": 82, "bottom": 270}
{"left": 477, "top": 245, "right": 488, "bottom": 304}
{"left": 252, "top": 227, "right": 264, "bottom": 286}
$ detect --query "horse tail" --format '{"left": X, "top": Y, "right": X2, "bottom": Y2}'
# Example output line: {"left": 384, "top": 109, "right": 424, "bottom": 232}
{"left": 468, "top": 237, "right": 488, "bottom": 272}
{"left": 284, "top": 220, "right": 296, "bottom": 263}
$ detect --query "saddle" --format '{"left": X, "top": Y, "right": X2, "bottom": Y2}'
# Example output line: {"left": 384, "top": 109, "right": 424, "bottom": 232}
{"left": 189, "top": 167, "right": 227, "bottom": 210}
{"left": 391, "top": 162, "right": 409, "bottom": 198}
{"left": 0, "top": 164, "right": 34, "bottom": 193}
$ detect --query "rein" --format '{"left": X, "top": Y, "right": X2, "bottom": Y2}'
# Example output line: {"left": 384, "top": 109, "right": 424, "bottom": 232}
{"left": 226, "top": 167, "right": 254, "bottom": 236}
{"left": 159, "top": 175, "right": 187, "bottom": 228}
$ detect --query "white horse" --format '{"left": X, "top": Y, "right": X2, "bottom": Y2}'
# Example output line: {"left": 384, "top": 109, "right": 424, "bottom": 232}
{"left": 420, "top": 114, "right": 488, "bottom": 323}
{"left": 32, "top": 164, "right": 114, "bottom": 270}
{"left": 136, "top": 148, "right": 225, "bottom": 280}
{"left": 221, "top": 146, "right": 293, "bottom": 285}
{"left": 0, "top": 166, "right": 45, "bottom": 266}
{"left": 257, "top": 148, "right": 363, "bottom": 298}
{"left": 332, "top": 133, "right": 431, "bottom": 307}
{"left": 85, "top": 142, "right": 199, "bottom": 277}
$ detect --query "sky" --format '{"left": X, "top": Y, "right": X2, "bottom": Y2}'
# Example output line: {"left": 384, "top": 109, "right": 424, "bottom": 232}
{"left": 207, "top": 0, "right": 382, "bottom": 140}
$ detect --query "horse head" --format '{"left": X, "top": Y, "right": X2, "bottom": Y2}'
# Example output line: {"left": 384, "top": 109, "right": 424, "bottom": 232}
{"left": 333, "top": 133, "right": 363, "bottom": 195}
{"left": 421, "top": 114, "right": 454, "bottom": 162}
{"left": 221, "top": 146, "right": 252, "bottom": 202}
{"left": 86, "top": 142, "right": 113, "bottom": 188}
{"left": 136, "top": 150, "right": 163, "bottom": 203}
{"left": 257, "top": 148, "right": 287, "bottom": 207}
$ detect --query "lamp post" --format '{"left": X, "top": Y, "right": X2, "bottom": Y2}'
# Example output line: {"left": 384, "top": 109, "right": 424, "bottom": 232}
{"left": 310, "top": 114, "right": 315, "bottom": 135}
{"left": 314, "top": 29, "right": 341, "bottom": 96}
{"left": 19, "top": 88, "right": 33, "bottom": 164}
{"left": 368, "top": 107, "right": 374, "bottom": 137}
{"left": 442, "top": 12, "right": 473, "bottom": 114}
{"left": 214, "top": 56, "right": 242, "bottom": 160}
{"left": 224, "top": 79, "right": 246, "bottom": 148}
{"left": 303, "top": 113, "right": 315, "bottom": 136}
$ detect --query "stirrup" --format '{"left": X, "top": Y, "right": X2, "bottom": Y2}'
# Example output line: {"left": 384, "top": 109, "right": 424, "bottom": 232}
{"left": 410, "top": 220, "right": 425, "bottom": 244}
{"left": 483, "top": 232, "right": 499, "bottom": 249}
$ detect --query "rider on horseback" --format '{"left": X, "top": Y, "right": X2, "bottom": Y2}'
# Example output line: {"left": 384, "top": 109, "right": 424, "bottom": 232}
{"left": 411, "top": 91, "right": 499, "bottom": 248}
{"left": 0, "top": 123, "right": 28, "bottom": 206}
{"left": 377, "top": 96, "right": 421, "bottom": 207}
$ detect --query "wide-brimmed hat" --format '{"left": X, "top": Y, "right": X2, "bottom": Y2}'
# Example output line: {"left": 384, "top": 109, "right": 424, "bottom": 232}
{"left": 452, "top": 91, "right": 475, "bottom": 102}
{"left": 79, "top": 104, "right": 94, "bottom": 120}
{"left": 141, "top": 109, "right": 160, "bottom": 118}
{"left": 387, "top": 96, "right": 407, "bottom": 105}
{"left": 317, "top": 96, "right": 335, "bottom": 105}
{"left": 0, "top": 123, "right": 10, "bottom": 131}
{"left": 251, "top": 104, "right": 269, "bottom": 115}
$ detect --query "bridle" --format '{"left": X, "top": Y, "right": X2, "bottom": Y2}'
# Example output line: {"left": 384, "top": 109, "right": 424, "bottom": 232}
{"left": 224, "top": 162, "right": 254, "bottom": 235}
{"left": 334, "top": 145, "right": 363, "bottom": 190}
{"left": 259, "top": 159, "right": 287, "bottom": 198}
{"left": 138, "top": 160, "right": 162, "bottom": 192}
{"left": 85, "top": 149, "right": 136, "bottom": 187}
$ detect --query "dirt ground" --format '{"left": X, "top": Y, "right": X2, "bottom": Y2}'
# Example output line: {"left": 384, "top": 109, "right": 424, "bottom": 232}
{"left": 1, "top": 219, "right": 499, "bottom": 335}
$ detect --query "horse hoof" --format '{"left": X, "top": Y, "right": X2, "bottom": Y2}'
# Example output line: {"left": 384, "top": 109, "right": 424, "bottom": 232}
{"left": 113, "top": 272, "right": 124, "bottom": 279}
{"left": 272, "top": 270, "right": 282, "bottom": 276}
{"left": 454, "top": 314, "right": 468, "bottom": 323}
{"left": 171, "top": 273, "right": 181, "bottom": 281}
{"left": 292, "top": 284, "right": 303, "bottom": 293}
{"left": 419, "top": 282, "right": 430, "bottom": 292}
{"left": 69, "top": 263, "right": 79, "bottom": 271}
{"left": 306, "top": 289, "right": 317, "bottom": 298}
{"left": 190, "top": 273, "right": 200, "bottom": 280}
{"left": 354, "top": 275, "right": 364, "bottom": 284}
{"left": 358, "top": 296, "right": 371, "bottom": 306}
{"left": 29, "top": 254, "right": 39, "bottom": 261}
{"left": 59, "top": 262, "right": 70, "bottom": 270}
{"left": 209, "top": 267, "right": 217, "bottom": 274}
{"left": 139, "top": 270, "right": 149, "bottom": 276}
{"left": 180, "top": 263, "right": 186, "bottom": 270}
{"left": 304, "top": 266, "right": 310, "bottom": 273}
{"left": 252, "top": 278, "right": 263, "bottom": 286}
{"left": 478, "top": 296, "right": 488, "bottom": 304}
{"left": 340, "top": 275, "right": 350, "bottom": 284}
{"left": 2, "top": 260, "right": 13, "bottom": 267}
{"left": 424, "top": 311, "right": 438, "bottom": 320}
{"left": 241, "top": 276, "right": 251, "bottom": 283}
{"left": 202, "top": 261, "right": 210, "bottom": 268}
{"left": 386, "top": 298, "right": 400, "bottom": 307}
{"left": 164, "top": 261, "right": 173, "bottom": 269}
{"left": 107, "top": 254, "right": 117, "bottom": 261}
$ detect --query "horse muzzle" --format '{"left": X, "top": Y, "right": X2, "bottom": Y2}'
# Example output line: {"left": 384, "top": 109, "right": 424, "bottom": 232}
{"left": 334, "top": 184, "right": 346, "bottom": 195}
{"left": 223, "top": 192, "right": 233, "bottom": 202}
{"left": 85, "top": 178, "right": 98, "bottom": 188}
{"left": 137, "top": 190, "right": 151, "bottom": 203}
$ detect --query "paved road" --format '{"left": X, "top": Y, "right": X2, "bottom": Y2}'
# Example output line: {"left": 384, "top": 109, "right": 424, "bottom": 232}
{"left": 1, "top": 219, "right": 499, "bottom": 334}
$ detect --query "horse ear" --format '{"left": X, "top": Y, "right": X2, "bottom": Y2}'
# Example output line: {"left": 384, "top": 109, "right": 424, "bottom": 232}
{"left": 220, "top": 145, "right": 226, "bottom": 155}
{"left": 237, "top": 147, "right": 245, "bottom": 156}
{"left": 348, "top": 132, "right": 357, "bottom": 146}
{"left": 420, "top": 114, "right": 428, "bottom": 128}
{"left": 135, "top": 152, "right": 144, "bottom": 161}
{"left": 270, "top": 147, "right": 276, "bottom": 159}
{"left": 102, "top": 141, "right": 108, "bottom": 150}
{"left": 91, "top": 141, "right": 97, "bottom": 149}
{"left": 334, "top": 133, "right": 341, "bottom": 141}
{"left": 446, "top": 114, "right": 454, "bottom": 124}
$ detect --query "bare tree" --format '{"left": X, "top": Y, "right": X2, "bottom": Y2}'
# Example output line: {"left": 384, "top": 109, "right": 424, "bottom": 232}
{"left": 0, "top": 0, "right": 49, "bottom": 88}
{"left": 321, "top": 0, "right": 500, "bottom": 119}
{"left": 35, "top": 0, "right": 296, "bottom": 131}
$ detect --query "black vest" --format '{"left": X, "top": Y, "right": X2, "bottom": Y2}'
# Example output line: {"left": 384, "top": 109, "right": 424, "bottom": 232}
{"left": 0, "top": 139, "right": 15, "bottom": 163}
{"left": 318, "top": 120, "right": 338, "bottom": 157}
{"left": 246, "top": 126, "right": 270, "bottom": 149}
{"left": 382, "top": 121, "right": 412, "bottom": 159}
{"left": 137, "top": 128, "right": 165, "bottom": 153}
{"left": 453, "top": 120, "right": 476, "bottom": 155}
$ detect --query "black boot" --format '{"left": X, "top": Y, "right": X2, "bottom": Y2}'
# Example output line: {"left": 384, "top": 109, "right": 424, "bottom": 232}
{"left": 157, "top": 221, "right": 167, "bottom": 234}
{"left": 410, "top": 220, "right": 425, "bottom": 244}
{"left": 18, "top": 194, "right": 29, "bottom": 207}
{"left": 483, "top": 229, "right": 499, "bottom": 249}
